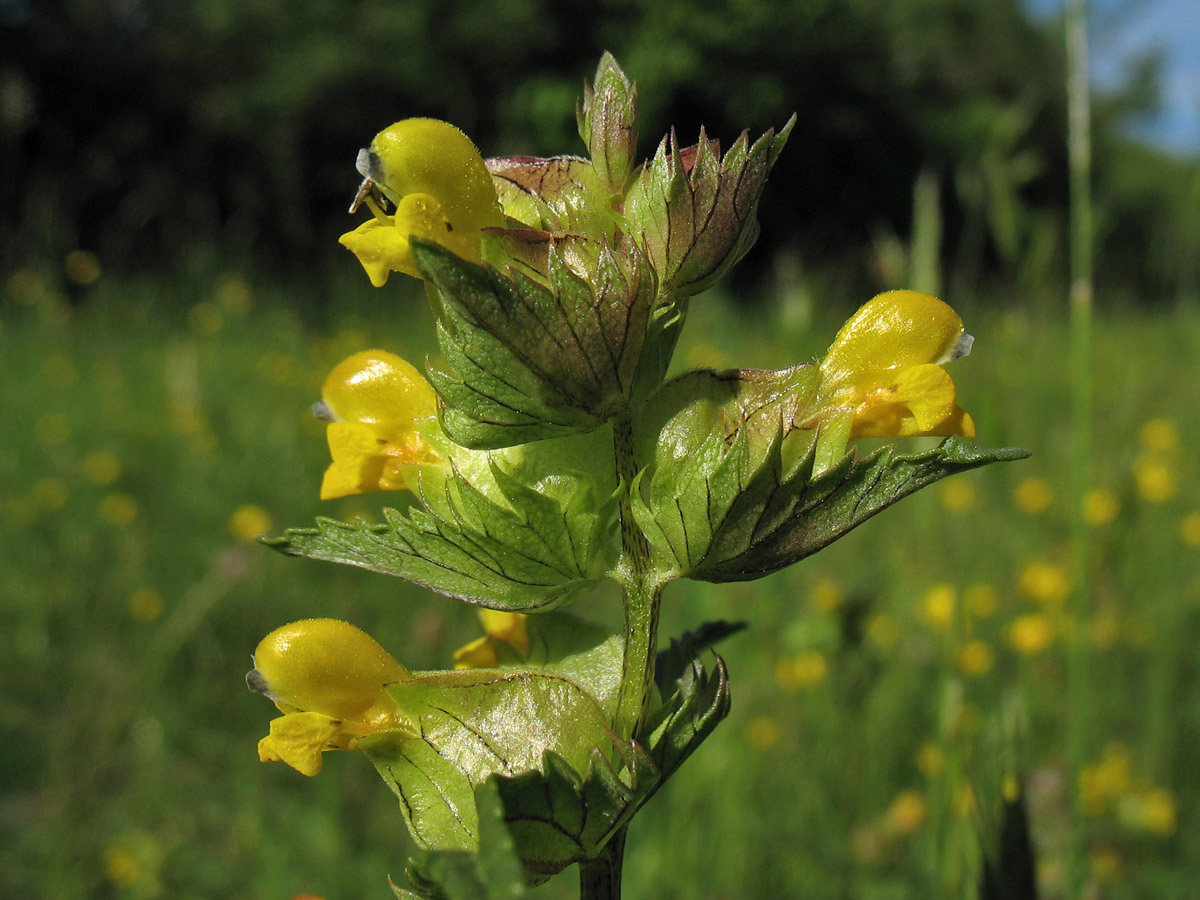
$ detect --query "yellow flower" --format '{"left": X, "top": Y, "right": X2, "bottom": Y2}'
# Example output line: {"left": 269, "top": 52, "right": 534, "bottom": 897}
{"left": 229, "top": 504, "right": 273, "bottom": 542}
{"left": 915, "top": 742, "right": 945, "bottom": 778}
{"left": 1018, "top": 561, "right": 1072, "bottom": 606}
{"left": 339, "top": 118, "right": 505, "bottom": 286}
{"left": 808, "top": 577, "right": 844, "bottom": 614}
{"left": 1134, "top": 454, "right": 1177, "bottom": 504}
{"left": 1007, "top": 613, "right": 1055, "bottom": 655}
{"left": 1013, "top": 477, "right": 1054, "bottom": 515}
{"left": 1122, "top": 787, "right": 1177, "bottom": 836}
{"left": 955, "top": 639, "right": 995, "bottom": 676}
{"left": 453, "top": 609, "right": 530, "bottom": 669}
{"left": 745, "top": 715, "right": 780, "bottom": 751}
{"left": 884, "top": 790, "right": 928, "bottom": 835}
{"left": 919, "top": 583, "right": 957, "bottom": 631}
{"left": 811, "top": 291, "right": 975, "bottom": 462}
{"left": 1139, "top": 417, "right": 1179, "bottom": 453}
{"left": 247, "top": 619, "right": 413, "bottom": 776}
{"left": 1082, "top": 488, "right": 1120, "bottom": 526}
{"left": 774, "top": 650, "right": 828, "bottom": 690}
{"left": 938, "top": 477, "right": 978, "bottom": 512}
{"left": 317, "top": 349, "right": 442, "bottom": 500}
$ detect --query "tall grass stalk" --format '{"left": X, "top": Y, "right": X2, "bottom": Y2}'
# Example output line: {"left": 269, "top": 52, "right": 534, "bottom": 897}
{"left": 1065, "top": 0, "right": 1094, "bottom": 894}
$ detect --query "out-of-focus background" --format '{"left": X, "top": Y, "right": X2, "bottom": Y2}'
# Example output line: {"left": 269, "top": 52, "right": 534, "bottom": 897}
{"left": 2, "top": 0, "right": 1198, "bottom": 898}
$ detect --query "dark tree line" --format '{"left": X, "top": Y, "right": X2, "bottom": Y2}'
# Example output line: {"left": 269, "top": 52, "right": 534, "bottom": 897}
{"left": 2, "top": 0, "right": 1195, "bottom": 301}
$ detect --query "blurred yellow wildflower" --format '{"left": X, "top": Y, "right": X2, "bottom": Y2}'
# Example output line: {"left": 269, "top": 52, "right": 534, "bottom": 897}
{"left": 885, "top": 790, "right": 928, "bottom": 835}
{"left": 915, "top": 742, "right": 945, "bottom": 778}
{"left": 31, "top": 477, "right": 69, "bottom": 511}
{"left": 745, "top": 715, "right": 780, "bottom": 751}
{"left": 248, "top": 619, "right": 413, "bottom": 776}
{"left": 101, "top": 492, "right": 139, "bottom": 526}
{"left": 1119, "top": 787, "right": 1177, "bottom": 836}
{"left": 955, "top": 639, "right": 995, "bottom": 676}
{"left": 1180, "top": 511, "right": 1200, "bottom": 548}
{"left": 1007, "top": 613, "right": 1055, "bottom": 655}
{"left": 1079, "top": 744, "right": 1133, "bottom": 815}
{"left": 774, "top": 650, "right": 828, "bottom": 690}
{"left": 809, "top": 291, "right": 975, "bottom": 468}
{"left": 1018, "top": 561, "right": 1071, "bottom": 606}
{"left": 938, "top": 477, "right": 978, "bottom": 512}
{"left": 128, "top": 587, "right": 165, "bottom": 623}
{"left": 103, "top": 832, "right": 162, "bottom": 889}
{"left": 453, "top": 609, "right": 530, "bottom": 669}
{"left": 63, "top": 249, "right": 101, "bottom": 285}
{"left": 340, "top": 118, "right": 504, "bottom": 286}
{"left": 1014, "top": 477, "right": 1053, "bottom": 515}
{"left": 919, "top": 583, "right": 956, "bottom": 631}
{"left": 82, "top": 451, "right": 121, "bottom": 486}
{"left": 1139, "top": 417, "right": 1179, "bottom": 453}
{"left": 1082, "top": 487, "right": 1120, "bottom": 526}
{"left": 317, "top": 349, "right": 443, "bottom": 500}
{"left": 1134, "top": 455, "right": 1177, "bottom": 504}
{"left": 229, "top": 504, "right": 273, "bottom": 542}
{"left": 808, "top": 577, "right": 844, "bottom": 614}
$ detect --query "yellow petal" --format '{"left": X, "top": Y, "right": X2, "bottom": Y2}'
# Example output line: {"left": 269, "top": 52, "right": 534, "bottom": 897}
{"left": 321, "top": 421, "right": 395, "bottom": 499}
{"left": 249, "top": 619, "right": 409, "bottom": 723}
{"left": 257, "top": 711, "right": 347, "bottom": 777}
{"left": 368, "top": 119, "right": 503, "bottom": 234}
{"left": 820, "top": 290, "right": 969, "bottom": 384}
{"left": 321, "top": 350, "right": 438, "bottom": 440}
{"left": 452, "top": 635, "right": 500, "bottom": 670}
{"left": 338, "top": 217, "right": 413, "bottom": 286}
{"left": 478, "top": 609, "right": 529, "bottom": 655}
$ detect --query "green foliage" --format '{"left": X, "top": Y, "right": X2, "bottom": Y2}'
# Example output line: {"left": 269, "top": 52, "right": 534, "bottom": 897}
{"left": 420, "top": 239, "right": 654, "bottom": 447}
{"left": 265, "top": 457, "right": 615, "bottom": 611}
{"left": 625, "top": 118, "right": 795, "bottom": 298}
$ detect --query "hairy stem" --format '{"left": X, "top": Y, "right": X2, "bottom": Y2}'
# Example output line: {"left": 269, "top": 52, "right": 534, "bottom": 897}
{"left": 612, "top": 415, "right": 664, "bottom": 741}
{"left": 579, "top": 826, "right": 627, "bottom": 900}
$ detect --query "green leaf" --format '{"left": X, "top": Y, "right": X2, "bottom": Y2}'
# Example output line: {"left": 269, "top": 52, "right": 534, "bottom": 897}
{"left": 625, "top": 117, "right": 795, "bottom": 297}
{"left": 391, "top": 781, "right": 529, "bottom": 900}
{"left": 520, "top": 612, "right": 625, "bottom": 720}
{"left": 486, "top": 646, "right": 732, "bottom": 879}
{"left": 362, "top": 664, "right": 629, "bottom": 855}
{"left": 577, "top": 52, "right": 638, "bottom": 197}
{"left": 264, "top": 470, "right": 613, "bottom": 611}
{"left": 653, "top": 619, "right": 747, "bottom": 697}
{"left": 691, "top": 436, "right": 1030, "bottom": 582}
{"left": 416, "top": 239, "right": 654, "bottom": 449}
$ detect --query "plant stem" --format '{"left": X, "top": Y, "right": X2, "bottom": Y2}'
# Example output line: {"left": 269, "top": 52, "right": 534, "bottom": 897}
{"left": 579, "top": 826, "right": 627, "bottom": 900}
{"left": 612, "top": 415, "right": 663, "bottom": 740}
{"left": 1065, "top": 0, "right": 1094, "bottom": 895}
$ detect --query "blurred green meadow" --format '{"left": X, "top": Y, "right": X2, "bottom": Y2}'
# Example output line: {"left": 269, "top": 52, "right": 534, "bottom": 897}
{"left": 4, "top": 260, "right": 1199, "bottom": 900}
